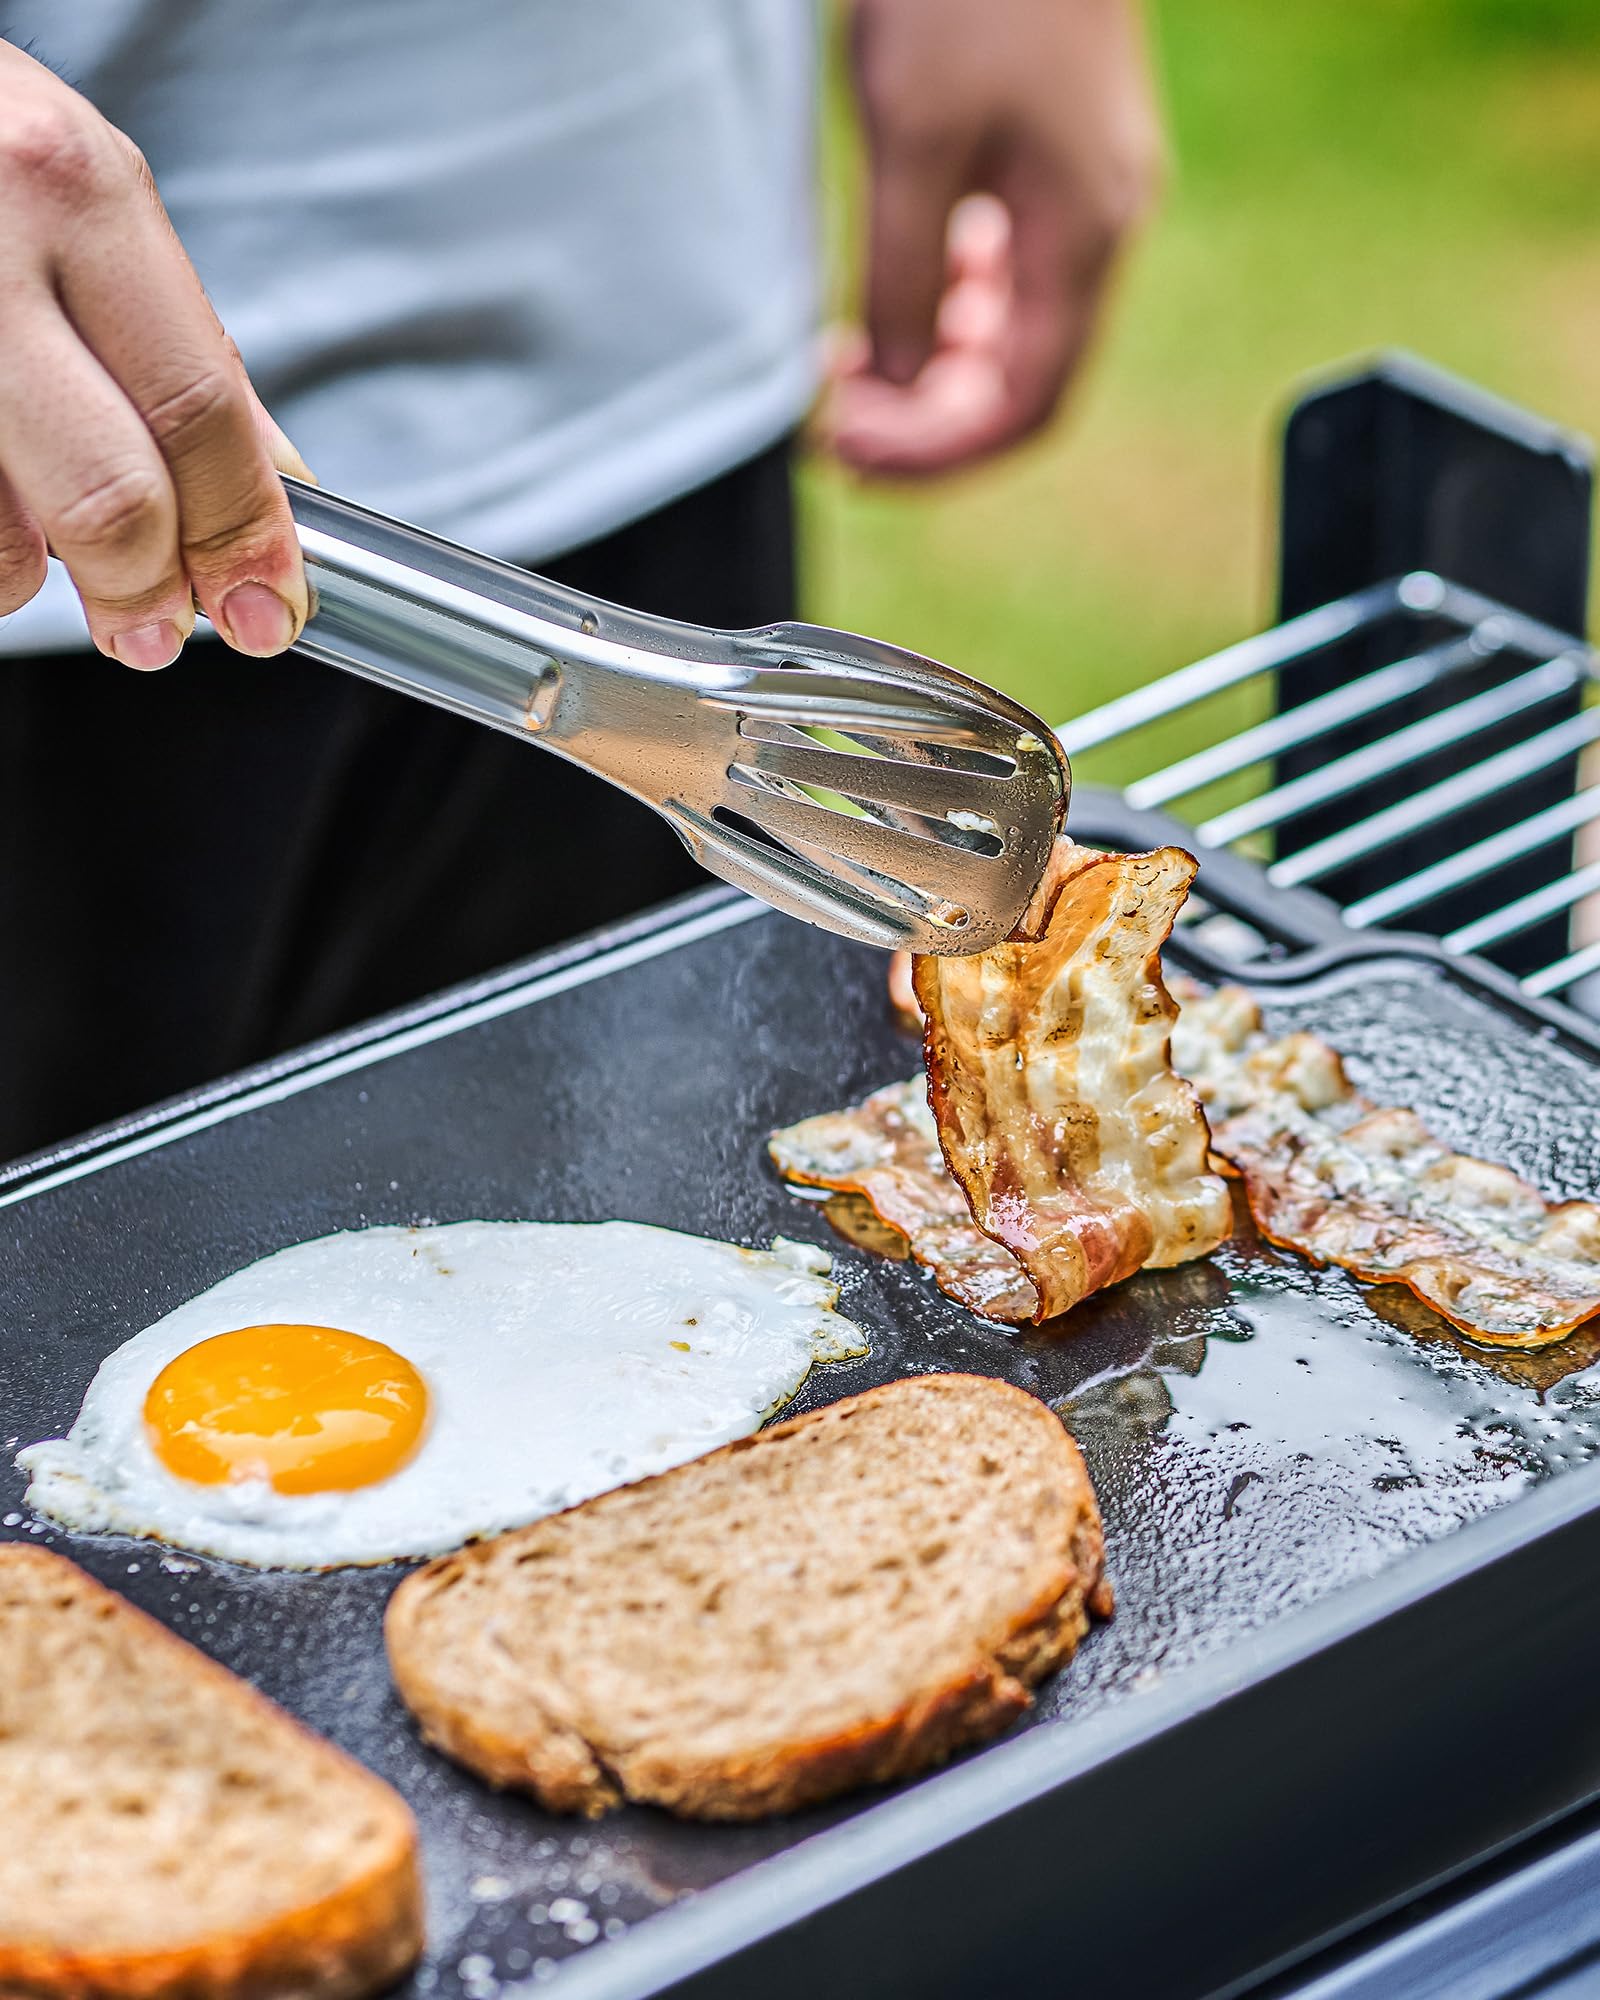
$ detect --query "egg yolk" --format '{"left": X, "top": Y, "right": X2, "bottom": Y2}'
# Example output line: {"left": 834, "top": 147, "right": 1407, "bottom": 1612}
{"left": 143, "top": 1324, "right": 428, "bottom": 1495}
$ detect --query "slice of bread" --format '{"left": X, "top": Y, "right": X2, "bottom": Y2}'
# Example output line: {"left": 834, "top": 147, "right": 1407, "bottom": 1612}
{"left": 386, "top": 1373, "right": 1110, "bottom": 1821}
{"left": 0, "top": 1546, "right": 423, "bottom": 2000}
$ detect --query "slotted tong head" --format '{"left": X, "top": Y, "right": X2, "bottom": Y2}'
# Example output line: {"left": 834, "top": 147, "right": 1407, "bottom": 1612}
{"left": 285, "top": 479, "right": 1070, "bottom": 955}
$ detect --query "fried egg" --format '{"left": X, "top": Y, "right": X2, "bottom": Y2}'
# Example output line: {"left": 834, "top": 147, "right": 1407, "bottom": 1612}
{"left": 16, "top": 1221, "right": 866, "bottom": 1569}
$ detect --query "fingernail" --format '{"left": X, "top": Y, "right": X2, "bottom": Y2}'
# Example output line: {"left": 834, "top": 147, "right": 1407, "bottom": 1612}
{"left": 219, "top": 581, "right": 295, "bottom": 656}
{"left": 111, "top": 620, "right": 185, "bottom": 671}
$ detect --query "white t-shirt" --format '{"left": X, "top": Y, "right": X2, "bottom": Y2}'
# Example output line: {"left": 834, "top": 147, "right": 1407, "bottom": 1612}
{"left": 0, "top": 0, "right": 819, "bottom": 653}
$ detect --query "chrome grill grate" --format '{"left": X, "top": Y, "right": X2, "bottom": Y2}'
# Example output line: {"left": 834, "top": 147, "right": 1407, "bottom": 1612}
{"left": 1059, "top": 570, "right": 1600, "bottom": 1010}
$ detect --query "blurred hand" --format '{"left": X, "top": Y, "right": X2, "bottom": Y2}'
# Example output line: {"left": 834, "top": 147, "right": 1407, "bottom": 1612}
{"left": 0, "top": 42, "right": 308, "bottom": 666}
{"left": 824, "top": 0, "right": 1164, "bottom": 478}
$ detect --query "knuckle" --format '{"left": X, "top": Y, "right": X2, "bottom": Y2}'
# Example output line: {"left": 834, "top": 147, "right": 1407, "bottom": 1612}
{"left": 0, "top": 102, "right": 117, "bottom": 203}
{"left": 144, "top": 368, "right": 241, "bottom": 460}
{"left": 54, "top": 464, "right": 170, "bottom": 559}
{"left": 182, "top": 496, "right": 289, "bottom": 570}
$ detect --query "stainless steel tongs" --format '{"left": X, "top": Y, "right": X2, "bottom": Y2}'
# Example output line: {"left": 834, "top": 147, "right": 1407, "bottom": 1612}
{"left": 286, "top": 479, "right": 1070, "bottom": 954}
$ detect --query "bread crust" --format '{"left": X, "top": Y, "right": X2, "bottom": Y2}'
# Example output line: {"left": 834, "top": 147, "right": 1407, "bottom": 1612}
{"left": 0, "top": 1546, "right": 424, "bottom": 2000}
{"left": 387, "top": 1373, "right": 1109, "bottom": 1821}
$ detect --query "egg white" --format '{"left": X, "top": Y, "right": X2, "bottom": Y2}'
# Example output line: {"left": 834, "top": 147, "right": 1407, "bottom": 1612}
{"left": 16, "top": 1220, "right": 866, "bottom": 1570}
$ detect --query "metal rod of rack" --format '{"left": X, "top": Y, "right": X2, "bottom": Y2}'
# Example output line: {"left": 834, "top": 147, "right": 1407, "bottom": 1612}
{"left": 1443, "top": 860, "right": 1600, "bottom": 956}
{"left": 1342, "top": 784, "right": 1600, "bottom": 929}
{"left": 1525, "top": 937, "right": 1600, "bottom": 997}
{"left": 1267, "top": 707, "right": 1600, "bottom": 891}
{"left": 1125, "top": 639, "right": 1482, "bottom": 814}
{"left": 1198, "top": 656, "right": 1580, "bottom": 846}
{"left": 1061, "top": 572, "right": 1586, "bottom": 758}
{"left": 1057, "top": 578, "right": 1413, "bottom": 755}
{"left": 1060, "top": 568, "right": 1600, "bottom": 1015}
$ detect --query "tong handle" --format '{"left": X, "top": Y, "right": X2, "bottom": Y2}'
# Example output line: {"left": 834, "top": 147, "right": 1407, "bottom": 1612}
{"left": 284, "top": 476, "right": 742, "bottom": 745}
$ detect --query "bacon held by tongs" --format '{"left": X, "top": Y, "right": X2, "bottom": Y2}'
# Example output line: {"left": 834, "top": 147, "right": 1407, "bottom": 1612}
{"left": 914, "top": 843, "right": 1234, "bottom": 1322}
{"left": 1171, "top": 984, "right": 1600, "bottom": 1348}
{"left": 770, "top": 842, "right": 1233, "bottom": 1325}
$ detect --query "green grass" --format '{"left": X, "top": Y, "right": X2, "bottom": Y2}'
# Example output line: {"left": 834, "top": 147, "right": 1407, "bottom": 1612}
{"left": 798, "top": 0, "right": 1600, "bottom": 796}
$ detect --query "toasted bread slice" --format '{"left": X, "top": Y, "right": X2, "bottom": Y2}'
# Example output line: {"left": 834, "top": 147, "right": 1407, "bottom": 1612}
{"left": 0, "top": 1546, "right": 423, "bottom": 2000}
{"left": 387, "top": 1373, "right": 1110, "bottom": 1820}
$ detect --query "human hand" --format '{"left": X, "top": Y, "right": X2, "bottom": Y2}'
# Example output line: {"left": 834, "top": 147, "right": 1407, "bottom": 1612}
{"left": 0, "top": 41, "right": 308, "bottom": 666}
{"left": 823, "top": 0, "right": 1164, "bottom": 478}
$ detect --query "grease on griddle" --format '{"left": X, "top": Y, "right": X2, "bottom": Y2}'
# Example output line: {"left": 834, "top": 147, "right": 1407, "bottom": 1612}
{"left": 1364, "top": 1285, "right": 1600, "bottom": 1395}
{"left": 1057, "top": 1204, "right": 1600, "bottom": 1514}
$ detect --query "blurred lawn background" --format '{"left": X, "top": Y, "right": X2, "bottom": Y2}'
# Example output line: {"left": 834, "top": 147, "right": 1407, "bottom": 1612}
{"left": 798, "top": 0, "right": 1600, "bottom": 800}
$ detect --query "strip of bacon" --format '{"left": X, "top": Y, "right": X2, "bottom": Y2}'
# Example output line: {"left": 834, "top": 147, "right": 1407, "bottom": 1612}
{"left": 1172, "top": 983, "right": 1600, "bottom": 1347}
{"left": 913, "top": 844, "right": 1233, "bottom": 1322}
{"left": 767, "top": 1080, "right": 1040, "bottom": 1321}
{"left": 770, "top": 842, "right": 1232, "bottom": 1326}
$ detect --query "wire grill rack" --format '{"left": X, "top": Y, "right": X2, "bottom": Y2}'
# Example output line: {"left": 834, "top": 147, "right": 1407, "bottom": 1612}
{"left": 1060, "top": 569, "right": 1600, "bottom": 1010}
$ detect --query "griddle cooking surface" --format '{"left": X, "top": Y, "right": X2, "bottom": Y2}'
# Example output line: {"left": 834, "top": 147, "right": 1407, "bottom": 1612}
{"left": 5, "top": 891, "right": 1600, "bottom": 1997}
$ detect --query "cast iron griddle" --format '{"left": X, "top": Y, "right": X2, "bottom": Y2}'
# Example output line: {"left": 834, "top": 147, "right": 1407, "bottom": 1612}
{"left": 5, "top": 881, "right": 1600, "bottom": 2000}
